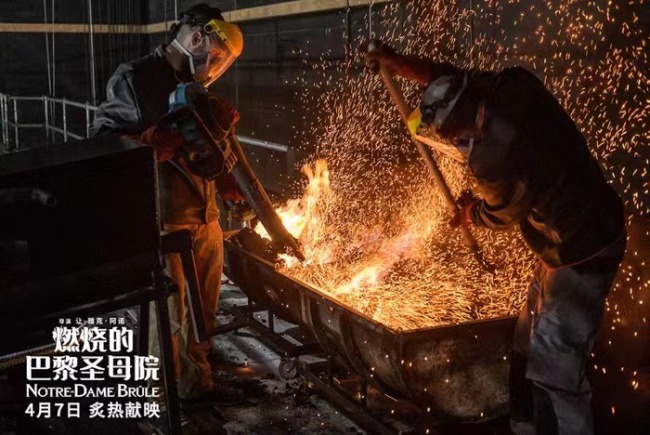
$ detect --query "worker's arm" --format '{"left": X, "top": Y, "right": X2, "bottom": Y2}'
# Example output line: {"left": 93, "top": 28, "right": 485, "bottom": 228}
{"left": 387, "top": 54, "right": 461, "bottom": 86}
{"left": 361, "top": 40, "right": 461, "bottom": 86}
{"left": 90, "top": 64, "right": 142, "bottom": 137}
{"left": 468, "top": 178, "right": 533, "bottom": 230}
{"left": 91, "top": 65, "right": 183, "bottom": 161}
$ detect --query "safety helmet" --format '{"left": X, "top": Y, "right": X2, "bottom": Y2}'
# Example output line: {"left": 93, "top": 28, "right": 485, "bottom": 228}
{"left": 408, "top": 73, "right": 474, "bottom": 163}
{"left": 169, "top": 7, "right": 244, "bottom": 86}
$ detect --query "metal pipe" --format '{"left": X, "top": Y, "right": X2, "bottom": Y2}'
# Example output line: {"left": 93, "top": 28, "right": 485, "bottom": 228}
{"left": 62, "top": 97, "right": 67, "bottom": 141}
{"left": 85, "top": 102, "right": 91, "bottom": 138}
{"left": 87, "top": 0, "right": 97, "bottom": 105}
{"left": 13, "top": 98, "right": 19, "bottom": 148}
{"left": 15, "top": 123, "right": 56, "bottom": 129}
{"left": 46, "top": 125, "right": 84, "bottom": 141}
{"left": 229, "top": 136, "right": 305, "bottom": 261}
{"left": 2, "top": 94, "right": 7, "bottom": 148}
{"left": 43, "top": 0, "right": 52, "bottom": 104}
{"left": 7, "top": 96, "right": 44, "bottom": 102}
{"left": 50, "top": 0, "right": 56, "bottom": 130}
{"left": 5, "top": 95, "right": 9, "bottom": 147}
{"left": 43, "top": 96, "right": 49, "bottom": 142}
{"left": 0, "top": 94, "right": 6, "bottom": 147}
{"left": 237, "top": 135, "right": 288, "bottom": 152}
{"left": 46, "top": 97, "right": 95, "bottom": 110}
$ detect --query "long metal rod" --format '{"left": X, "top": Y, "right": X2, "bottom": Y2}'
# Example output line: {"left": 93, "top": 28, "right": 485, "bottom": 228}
{"left": 62, "top": 97, "right": 68, "bottom": 141}
{"left": 1, "top": 95, "right": 6, "bottom": 147}
{"left": 10, "top": 123, "right": 49, "bottom": 129}
{"left": 13, "top": 99, "right": 19, "bottom": 149}
{"left": 376, "top": 68, "right": 494, "bottom": 272}
{"left": 43, "top": 0, "right": 52, "bottom": 132}
{"left": 5, "top": 96, "right": 8, "bottom": 146}
{"left": 43, "top": 96, "right": 49, "bottom": 138}
{"left": 87, "top": 0, "right": 97, "bottom": 105}
{"left": 237, "top": 135, "right": 288, "bottom": 152}
{"left": 2, "top": 95, "right": 6, "bottom": 147}
{"left": 85, "top": 102, "right": 91, "bottom": 138}
{"left": 8, "top": 96, "right": 44, "bottom": 102}
{"left": 50, "top": 0, "right": 56, "bottom": 132}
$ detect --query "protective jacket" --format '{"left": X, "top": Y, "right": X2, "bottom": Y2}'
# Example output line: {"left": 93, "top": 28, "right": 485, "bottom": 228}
{"left": 446, "top": 67, "right": 624, "bottom": 267}
{"left": 91, "top": 46, "right": 220, "bottom": 225}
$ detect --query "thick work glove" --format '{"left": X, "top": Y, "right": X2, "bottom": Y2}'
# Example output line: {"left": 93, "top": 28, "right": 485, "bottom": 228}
{"left": 359, "top": 39, "right": 450, "bottom": 86}
{"left": 134, "top": 124, "right": 185, "bottom": 162}
{"left": 449, "top": 189, "right": 479, "bottom": 228}
{"left": 215, "top": 172, "right": 245, "bottom": 204}
{"left": 168, "top": 83, "right": 240, "bottom": 142}
{"left": 359, "top": 39, "right": 400, "bottom": 74}
{"left": 164, "top": 84, "right": 241, "bottom": 180}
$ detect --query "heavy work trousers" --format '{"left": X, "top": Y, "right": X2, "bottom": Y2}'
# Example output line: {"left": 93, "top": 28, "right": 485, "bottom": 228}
{"left": 510, "top": 233, "right": 626, "bottom": 435}
{"left": 151, "top": 221, "right": 223, "bottom": 399}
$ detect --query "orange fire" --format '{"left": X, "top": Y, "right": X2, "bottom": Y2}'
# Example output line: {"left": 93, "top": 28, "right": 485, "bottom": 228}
{"left": 255, "top": 159, "right": 533, "bottom": 330}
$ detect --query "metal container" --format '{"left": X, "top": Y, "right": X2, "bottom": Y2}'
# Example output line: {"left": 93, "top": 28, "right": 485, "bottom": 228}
{"left": 224, "top": 242, "right": 517, "bottom": 421}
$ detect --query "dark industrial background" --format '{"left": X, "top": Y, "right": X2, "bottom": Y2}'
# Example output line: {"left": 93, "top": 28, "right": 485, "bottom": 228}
{"left": 0, "top": 0, "right": 362, "bottom": 150}
{"left": 0, "top": 2, "right": 648, "bottom": 433}
{"left": 0, "top": 0, "right": 382, "bottom": 191}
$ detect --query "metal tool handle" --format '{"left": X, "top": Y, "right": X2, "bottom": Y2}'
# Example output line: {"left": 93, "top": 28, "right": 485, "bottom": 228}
{"left": 377, "top": 67, "right": 494, "bottom": 272}
{"left": 229, "top": 136, "right": 306, "bottom": 262}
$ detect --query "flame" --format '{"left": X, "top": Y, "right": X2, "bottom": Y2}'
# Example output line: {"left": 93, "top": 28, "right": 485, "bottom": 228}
{"left": 254, "top": 159, "right": 532, "bottom": 331}
{"left": 255, "top": 160, "right": 336, "bottom": 267}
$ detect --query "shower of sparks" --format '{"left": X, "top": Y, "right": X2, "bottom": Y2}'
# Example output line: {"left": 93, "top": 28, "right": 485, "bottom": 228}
{"left": 257, "top": 1, "right": 648, "bottom": 335}
{"left": 256, "top": 158, "right": 533, "bottom": 330}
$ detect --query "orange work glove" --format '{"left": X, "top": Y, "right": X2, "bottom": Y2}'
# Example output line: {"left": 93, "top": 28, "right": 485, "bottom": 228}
{"left": 215, "top": 172, "right": 245, "bottom": 204}
{"left": 131, "top": 126, "right": 185, "bottom": 162}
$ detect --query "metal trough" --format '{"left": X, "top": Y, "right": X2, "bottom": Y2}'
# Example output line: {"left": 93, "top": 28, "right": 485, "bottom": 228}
{"left": 224, "top": 241, "right": 517, "bottom": 421}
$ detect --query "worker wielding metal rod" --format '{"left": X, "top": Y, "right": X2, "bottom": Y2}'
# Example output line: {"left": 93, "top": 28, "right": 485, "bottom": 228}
{"left": 367, "top": 42, "right": 493, "bottom": 272}
{"left": 167, "top": 82, "right": 306, "bottom": 262}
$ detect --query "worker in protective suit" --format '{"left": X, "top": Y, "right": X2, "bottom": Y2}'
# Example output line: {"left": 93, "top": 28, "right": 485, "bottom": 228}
{"left": 363, "top": 41, "right": 626, "bottom": 435}
{"left": 91, "top": 4, "right": 244, "bottom": 404}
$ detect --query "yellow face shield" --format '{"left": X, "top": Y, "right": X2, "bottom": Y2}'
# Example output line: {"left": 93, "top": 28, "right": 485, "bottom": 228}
{"left": 189, "top": 19, "right": 244, "bottom": 86}
{"left": 203, "top": 19, "right": 244, "bottom": 58}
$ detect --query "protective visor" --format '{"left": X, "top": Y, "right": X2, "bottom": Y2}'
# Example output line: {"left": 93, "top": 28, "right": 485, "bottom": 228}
{"left": 407, "top": 108, "right": 473, "bottom": 164}
{"left": 196, "top": 19, "right": 242, "bottom": 85}
{"left": 407, "top": 74, "right": 473, "bottom": 163}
